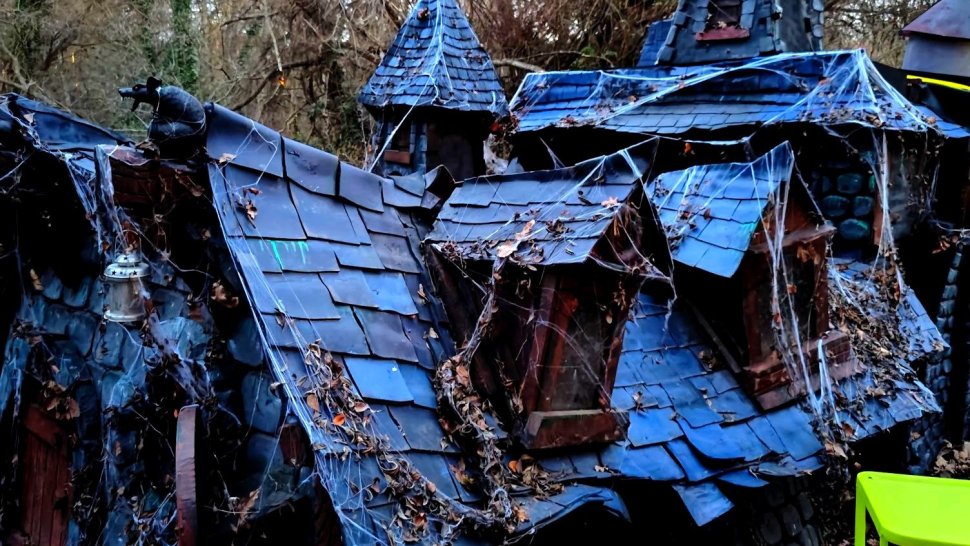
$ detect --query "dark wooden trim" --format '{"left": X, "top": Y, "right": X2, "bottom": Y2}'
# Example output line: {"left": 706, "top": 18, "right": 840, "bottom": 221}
{"left": 175, "top": 405, "right": 201, "bottom": 546}
{"left": 695, "top": 26, "right": 751, "bottom": 42}
{"left": 521, "top": 273, "right": 558, "bottom": 415}
{"left": 383, "top": 149, "right": 412, "bottom": 165}
{"left": 522, "top": 410, "right": 628, "bottom": 449}
{"left": 536, "top": 277, "right": 577, "bottom": 413}
{"left": 23, "top": 405, "right": 66, "bottom": 448}
{"left": 748, "top": 225, "right": 835, "bottom": 254}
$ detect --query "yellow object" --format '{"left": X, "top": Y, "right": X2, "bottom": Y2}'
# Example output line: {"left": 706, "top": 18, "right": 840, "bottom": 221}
{"left": 855, "top": 471, "right": 970, "bottom": 546}
{"left": 906, "top": 74, "right": 970, "bottom": 92}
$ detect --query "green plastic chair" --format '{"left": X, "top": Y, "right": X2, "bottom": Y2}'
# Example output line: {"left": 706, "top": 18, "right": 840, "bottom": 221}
{"left": 856, "top": 471, "right": 970, "bottom": 545}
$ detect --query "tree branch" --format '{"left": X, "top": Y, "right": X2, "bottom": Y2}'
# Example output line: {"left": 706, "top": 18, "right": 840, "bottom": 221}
{"left": 492, "top": 58, "right": 544, "bottom": 73}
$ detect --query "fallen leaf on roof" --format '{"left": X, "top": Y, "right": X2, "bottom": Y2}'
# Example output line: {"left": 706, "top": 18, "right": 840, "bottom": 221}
{"left": 333, "top": 413, "right": 346, "bottom": 426}
{"left": 29, "top": 269, "right": 43, "bottom": 291}
{"left": 217, "top": 152, "right": 236, "bottom": 164}
{"left": 496, "top": 240, "right": 520, "bottom": 258}
{"left": 306, "top": 393, "right": 321, "bottom": 414}
{"left": 825, "top": 440, "right": 847, "bottom": 459}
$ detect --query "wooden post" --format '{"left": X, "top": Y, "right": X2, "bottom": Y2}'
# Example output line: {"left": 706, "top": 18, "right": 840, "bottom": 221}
{"left": 175, "top": 405, "right": 202, "bottom": 546}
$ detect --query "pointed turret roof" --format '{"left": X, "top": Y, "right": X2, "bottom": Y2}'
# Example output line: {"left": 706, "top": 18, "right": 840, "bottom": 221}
{"left": 903, "top": 0, "right": 970, "bottom": 40}
{"left": 358, "top": 0, "right": 508, "bottom": 116}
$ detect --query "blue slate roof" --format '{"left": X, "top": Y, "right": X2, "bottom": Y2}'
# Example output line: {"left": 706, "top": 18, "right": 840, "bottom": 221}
{"left": 637, "top": 19, "right": 672, "bottom": 67}
{"left": 427, "top": 140, "right": 657, "bottom": 265}
{"left": 601, "top": 285, "right": 938, "bottom": 525}
{"left": 647, "top": 142, "right": 802, "bottom": 278}
{"left": 206, "top": 104, "right": 606, "bottom": 545}
{"left": 358, "top": 0, "right": 508, "bottom": 115}
{"left": 510, "top": 50, "right": 948, "bottom": 139}
{"left": 915, "top": 105, "right": 970, "bottom": 139}
{"left": 203, "top": 104, "right": 942, "bottom": 543}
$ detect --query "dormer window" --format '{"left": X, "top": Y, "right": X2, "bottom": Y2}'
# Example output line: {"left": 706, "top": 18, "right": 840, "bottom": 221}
{"left": 709, "top": 0, "right": 741, "bottom": 27}
{"left": 648, "top": 143, "right": 861, "bottom": 409}
{"left": 425, "top": 143, "right": 661, "bottom": 449}
{"left": 697, "top": 0, "right": 751, "bottom": 41}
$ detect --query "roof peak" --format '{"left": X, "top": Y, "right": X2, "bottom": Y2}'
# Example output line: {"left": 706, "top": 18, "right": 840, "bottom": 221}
{"left": 358, "top": 0, "right": 508, "bottom": 116}
{"left": 903, "top": 0, "right": 970, "bottom": 40}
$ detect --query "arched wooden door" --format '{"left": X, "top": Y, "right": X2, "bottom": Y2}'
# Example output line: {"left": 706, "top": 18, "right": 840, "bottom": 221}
{"left": 16, "top": 403, "right": 72, "bottom": 546}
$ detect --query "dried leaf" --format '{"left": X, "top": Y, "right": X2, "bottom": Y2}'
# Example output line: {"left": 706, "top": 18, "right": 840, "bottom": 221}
{"left": 352, "top": 401, "right": 370, "bottom": 413}
{"left": 417, "top": 283, "right": 428, "bottom": 302}
{"left": 496, "top": 240, "right": 520, "bottom": 258}
{"left": 333, "top": 413, "right": 346, "bottom": 426}
{"left": 306, "top": 393, "right": 321, "bottom": 414}
{"left": 232, "top": 489, "right": 260, "bottom": 531}
{"left": 601, "top": 196, "right": 620, "bottom": 208}
{"left": 824, "top": 440, "right": 847, "bottom": 459}
{"left": 29, "top": 269, "right": 43, "bottom": 291}
{"left": 211, "top": 281, "right": 240, "bottom": 308}
{"left": 427, "top": 327, "right": 439, "bottom": 340}
{"left": 217, "top": 152, "right": 236, "bottom": 164}
{"left": 516, "top": 219, "right": 535, "bottom": 239}
{"left": 842, "top": 421, "right": 856, "bottom": 439}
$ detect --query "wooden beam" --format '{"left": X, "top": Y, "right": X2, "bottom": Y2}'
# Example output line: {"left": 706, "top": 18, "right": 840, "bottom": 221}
{"left": 520, "top": 272, "right": 558, "bottom": 414}
{"left": 521, "top": 409, "right": 628, "bottom": 449}
{"left": 383, "top": 149, "right": 411, "bottom": 165}
{"left": 175, "top": 405, "right": 201, "bottom": 546}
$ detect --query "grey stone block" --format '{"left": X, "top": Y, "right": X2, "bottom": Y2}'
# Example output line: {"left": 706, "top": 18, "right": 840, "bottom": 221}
{"left": 821, "top": 195, "right": 850, "bottom": 218}
{"left": 229, "top": 316, "right": 264, "bottom": 366}
{"left": 62, "top": 277, "right": 92, "bottom": 308}
{"left": 242, "top": 372, "right": 283, "bottom": 434}
{"left": 780, "top": 504, "right": 803, "bottom": 537}
{"left": 852, "top": 196, "right": 874, "bottom": 217}
{"left": 838, "top": 219, "right": 871, "bottom": 241}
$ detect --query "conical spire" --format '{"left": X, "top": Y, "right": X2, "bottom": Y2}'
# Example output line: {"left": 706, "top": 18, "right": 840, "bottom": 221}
{"left": 358, "top": 0, "right": 508, "bottom": 116}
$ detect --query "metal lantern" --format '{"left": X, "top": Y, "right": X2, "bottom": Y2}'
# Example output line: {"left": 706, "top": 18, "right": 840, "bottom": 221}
{"left": 104, "top": 251, "right": 150, "bottom": 322}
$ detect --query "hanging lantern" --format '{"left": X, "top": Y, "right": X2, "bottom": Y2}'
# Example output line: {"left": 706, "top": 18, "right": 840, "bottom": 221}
{"left": 104, "top": 251, "right": 150, "bottom": 322}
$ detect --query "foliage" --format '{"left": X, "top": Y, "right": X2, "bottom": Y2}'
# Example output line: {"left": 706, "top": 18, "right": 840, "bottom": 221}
{"left": 0, "top": 0, "right": 933, "bottom": 162}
